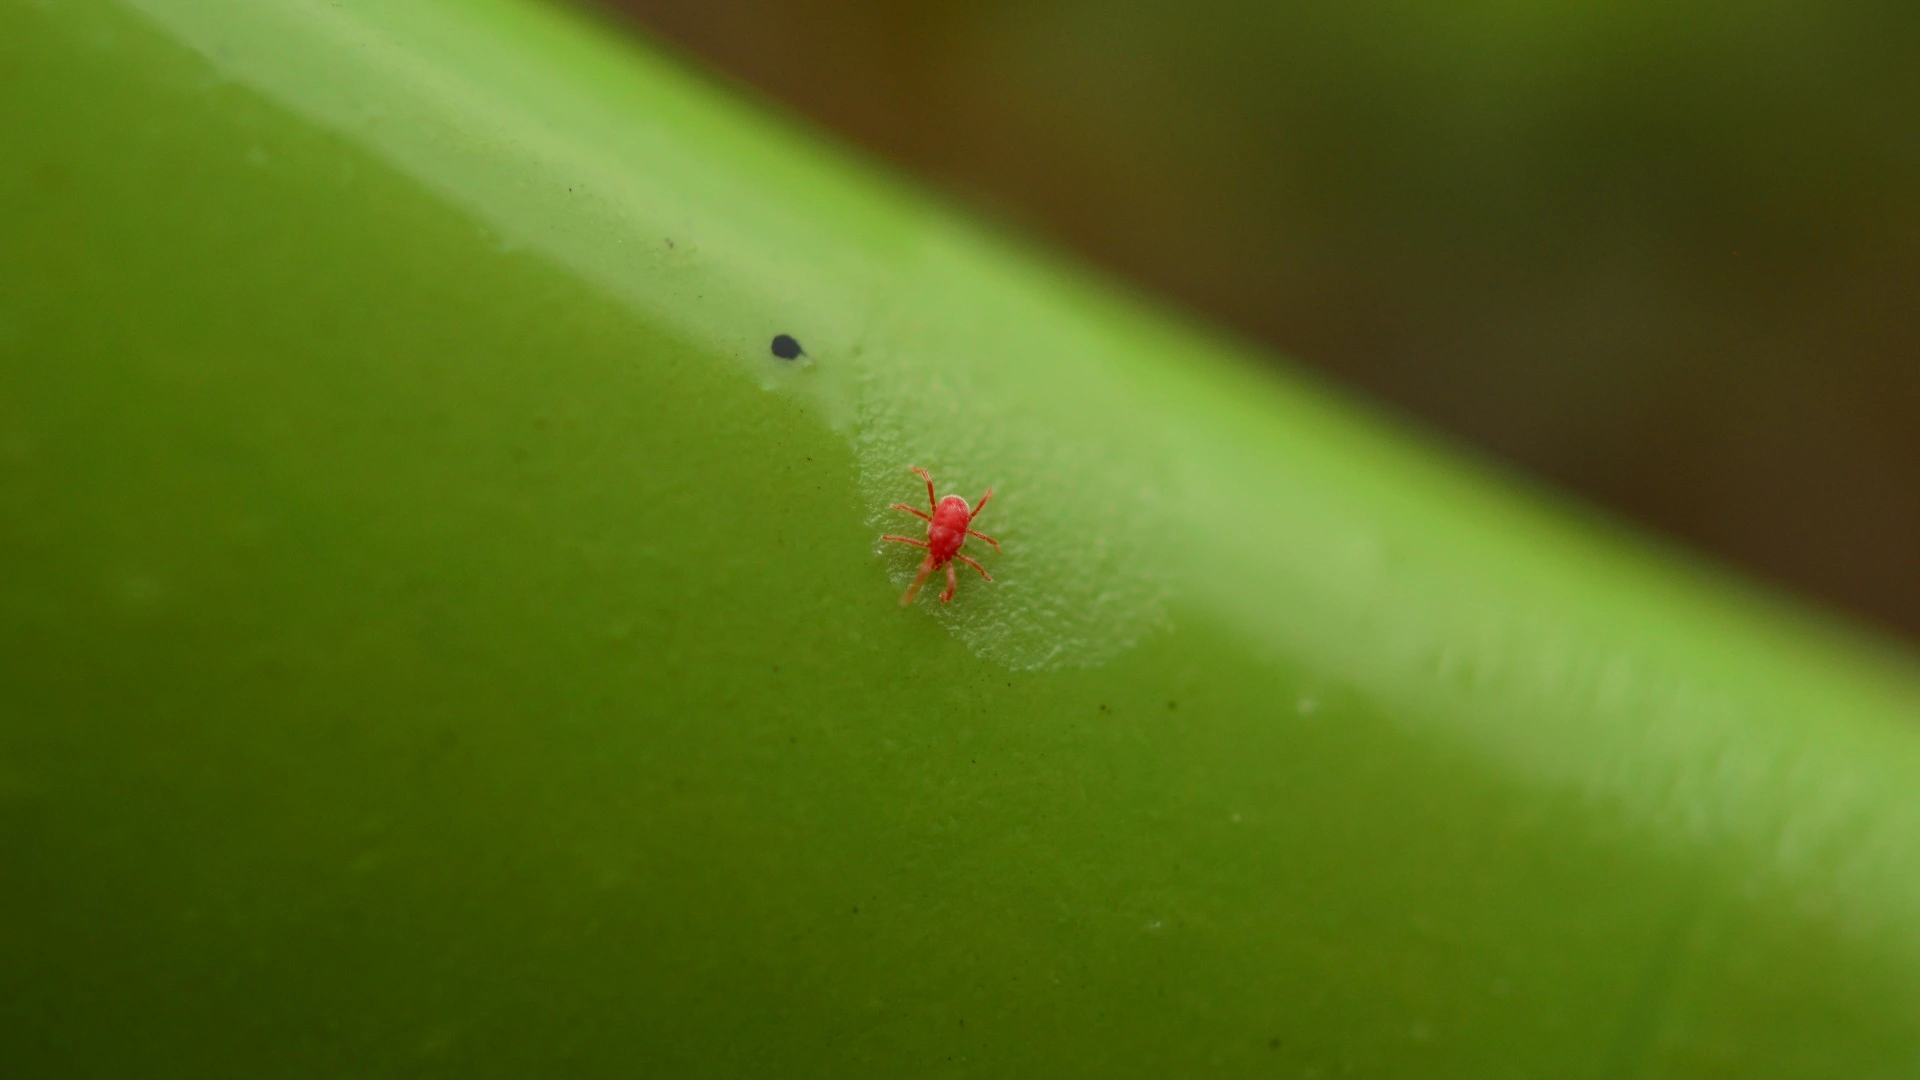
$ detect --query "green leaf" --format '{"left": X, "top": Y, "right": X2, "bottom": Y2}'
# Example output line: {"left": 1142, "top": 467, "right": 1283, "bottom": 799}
{"left": 5, "top": 0, "right": 1919, "bottom": 1075}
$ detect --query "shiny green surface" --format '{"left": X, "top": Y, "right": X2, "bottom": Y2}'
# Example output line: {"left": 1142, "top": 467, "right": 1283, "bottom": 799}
{"left": 5, "top": 0, "right": 1920, "bottom": 1075}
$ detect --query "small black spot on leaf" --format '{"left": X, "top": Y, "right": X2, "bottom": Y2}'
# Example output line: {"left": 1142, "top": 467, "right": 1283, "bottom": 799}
{"left": 771, "top": 334, "right": 805, "bottom": 360}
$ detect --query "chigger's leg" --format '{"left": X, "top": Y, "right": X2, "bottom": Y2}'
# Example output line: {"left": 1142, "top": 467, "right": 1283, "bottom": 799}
{"left": 939, "top": 561, "right": 960, "bottom": 603}
{"left": 971, "top": 488, "right": 993, "bottom": 519}
{"left": 900, "top": 555, "right": 938, "bottom": 606}
{"left": 912, "top": 466, "right": 938, "bottom": 514}
{"left": 955, "top": 553, "right": 992, "bottom": 581}
{"left": 891, "top": 503, "right": 933, "bottom": 522}
{"left": 882, "top": 534, "right": 930, "bottom": 549}
{"left": 965, "top": 529, "right": 1001, "bottom": 552}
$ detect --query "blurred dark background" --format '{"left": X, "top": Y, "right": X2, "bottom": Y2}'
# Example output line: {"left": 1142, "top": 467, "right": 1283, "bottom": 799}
{"left": 586, "top": 0, "right": 1920, "bottom": 640}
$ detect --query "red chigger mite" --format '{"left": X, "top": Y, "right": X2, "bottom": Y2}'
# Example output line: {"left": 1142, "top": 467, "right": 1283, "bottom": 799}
{"left": 882, "top": 466, "right": 1001, "bottom": 605}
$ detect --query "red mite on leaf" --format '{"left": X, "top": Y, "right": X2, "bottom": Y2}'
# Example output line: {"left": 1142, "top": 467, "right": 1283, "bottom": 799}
{"left": 883, "top": 466, "right": 1001, "bottom": 606}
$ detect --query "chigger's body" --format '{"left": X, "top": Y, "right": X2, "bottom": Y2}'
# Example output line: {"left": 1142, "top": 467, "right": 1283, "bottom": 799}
{"left": 882, "top": 467, "right": 1001, "bottom": 605}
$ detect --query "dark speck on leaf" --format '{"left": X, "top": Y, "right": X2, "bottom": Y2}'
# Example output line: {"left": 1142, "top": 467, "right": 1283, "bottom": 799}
{"left": 771, "top": 334, "right": 805, "bottom": 360}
